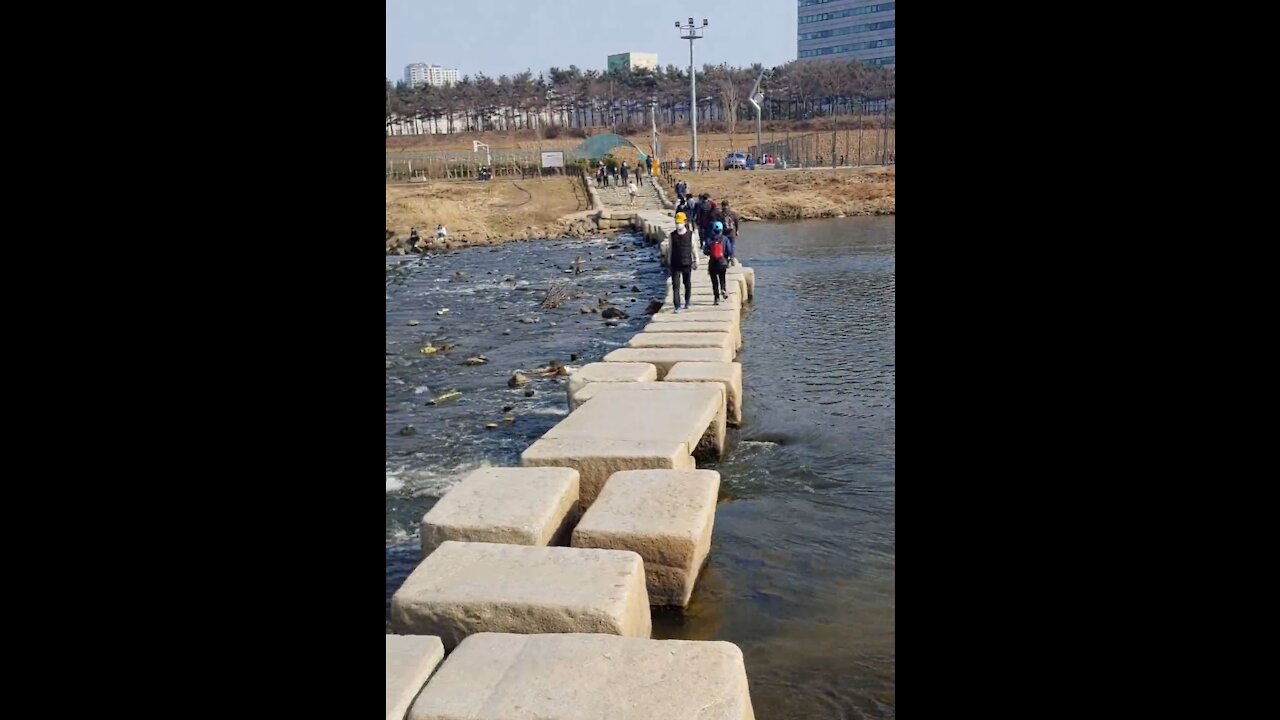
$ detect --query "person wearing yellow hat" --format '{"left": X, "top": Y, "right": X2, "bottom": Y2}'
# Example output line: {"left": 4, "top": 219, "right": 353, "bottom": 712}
{"left": 668, "top": 212, "right": 698, "bottom": 312}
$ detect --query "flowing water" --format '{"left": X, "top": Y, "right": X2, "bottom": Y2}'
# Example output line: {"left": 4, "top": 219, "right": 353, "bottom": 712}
{"left": 386, "top": 216, "right": 895, "bottom": 719}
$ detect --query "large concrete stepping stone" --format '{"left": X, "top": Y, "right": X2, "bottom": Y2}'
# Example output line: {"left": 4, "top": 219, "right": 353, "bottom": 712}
{"left": 665, "top": 361, "right": 744, "bottom": 426}
{"left": 626, "top": 331, "right": 735, "bottom": 354}
{"left": 650, "top": 307, "right": 741, "bottom": 338}
{"left": 641, "top": 318, "right": 740, "bottom": 350}
{"left": 566, "top": 361, "right": 656, "bottom": 410}
{"left": 386, "top": 635, "right": 445, "bottom": 720}
{"left": 603, "top": 346, "right": 734, "bottom": 379}
{"left": 522, "top": 438, "right": 694, "bottom": 508}
{"left": 726, "top": 266, "right": 755, "bottom": 299}
{"left": 663, "top": 294, "right": 742, "bottom": 314}
{"left": 570, "top": 382, "right": 727, "bottom": 462}
{"left": 419, "top": 467, "right": 579, "bottom": 556}
{"left": 407, "top": 633, "right": 756, "bottom": 720}
{"left": 526, "top": 382, "right": 724, "bottom": 505}
{"left": 389, "top": 541, "right": 651, "bottom": 650}
{"left": 573, "top": 469, "right": 720, "bottom": 607}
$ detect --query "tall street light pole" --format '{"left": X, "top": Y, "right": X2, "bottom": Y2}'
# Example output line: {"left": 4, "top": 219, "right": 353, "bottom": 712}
{"left": 676, "top": 18, "right": 708, "bottom": 170}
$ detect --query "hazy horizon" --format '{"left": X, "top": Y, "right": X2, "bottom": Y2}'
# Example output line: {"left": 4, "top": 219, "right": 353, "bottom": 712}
{"left": 386, "top": 0, "right": 798, "bottom": 84}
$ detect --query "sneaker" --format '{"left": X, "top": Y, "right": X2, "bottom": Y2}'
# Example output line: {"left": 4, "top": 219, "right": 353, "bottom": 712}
{"left": 713, "top": 298, "right": 719, "bottom": 306}
{"left": 673, "top": 306, "right": 681, "bottom": 314}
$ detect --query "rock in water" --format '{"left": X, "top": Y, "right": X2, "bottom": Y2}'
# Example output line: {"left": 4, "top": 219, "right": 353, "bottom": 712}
{"left": 601, "top": 307, "right": 628, "bottom": 320}
{"left": 407, "top": 319, "right": 419, "bottom": 326}
{"left": 463, "top": 356, "right": 488, "bottom": 366}
{"left": 519, "top": 317, "right": 540, "bottom": 324}
{"left": 644, "top": 300, "right": 663, "bottom": 315}
{"left": 523, "top": 388, "right": 535, "bottom": 397}
{"left": 508, "top": 372, "right": 529, "bottom": 388}
{"left": 436, "top": 308, "right": 450, "bottom": 316}
{"left": 605, "top": 319, "right": 621, "bottom": 327}
{"left": 579, "top": 306, "right": 592, "bottom": 314}
{"left": 398, "top": 426, "right": 417, "bottom": 436}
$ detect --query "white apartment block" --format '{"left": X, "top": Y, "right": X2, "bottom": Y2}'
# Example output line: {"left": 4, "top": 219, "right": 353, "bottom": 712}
{"left": 404, "top": 63, "right": 460, "bottom": 88}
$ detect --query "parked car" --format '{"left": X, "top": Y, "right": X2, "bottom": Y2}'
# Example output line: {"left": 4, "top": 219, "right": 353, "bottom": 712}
{"left": 723, "top": 152, "right": 748, "bottom": 170}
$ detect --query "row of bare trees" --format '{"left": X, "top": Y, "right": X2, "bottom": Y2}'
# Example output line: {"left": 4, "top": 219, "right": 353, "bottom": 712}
{"left": 385, "top": 59, "right": 895, "bottom": 141}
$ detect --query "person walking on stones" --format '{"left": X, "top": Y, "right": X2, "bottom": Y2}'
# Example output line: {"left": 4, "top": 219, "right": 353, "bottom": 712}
{"left": 718, "top": 200, "right": 741, "bottom": 265}
{"left": 675, "top": 179, "right": 688, "bottom": 202}
{"left": 674, "top": 194, "right": 691, "bottom": 220}
{"left": 627, "top": 179, "right": 638, "bottom": 206}
{"left": 621, "top": 162, "right": 629, "bottom": 184}
{"left": 409, "top": 227, "right": 421, "bottom": 250}
{"left": 702, "top": 221, "right": 733, "bottom": 304}
{"left": 669, "top": 212, "right": 698, "bottom": 313}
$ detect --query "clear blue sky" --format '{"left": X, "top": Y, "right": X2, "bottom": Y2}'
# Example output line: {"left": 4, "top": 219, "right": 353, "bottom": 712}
{"left": 386, "top": 0, "right": 797, "bottom": 83}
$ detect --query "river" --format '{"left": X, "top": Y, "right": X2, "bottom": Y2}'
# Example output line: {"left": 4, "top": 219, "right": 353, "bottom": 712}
{"left": 386, "top": 215, "right": 895, "bottom": 719}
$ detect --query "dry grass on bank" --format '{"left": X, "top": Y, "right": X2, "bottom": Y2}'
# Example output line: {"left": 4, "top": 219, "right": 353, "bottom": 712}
{"left": 386, "top": 176, "right": 587, "bottom": 242}
{"left": 664, "top": 165, "right": 895, "bottom": 220}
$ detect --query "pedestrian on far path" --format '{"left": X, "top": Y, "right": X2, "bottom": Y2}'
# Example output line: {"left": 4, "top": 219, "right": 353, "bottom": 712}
{"left": 675, "top": 179, "right": 687, "bottom": 201}
{"left": 627, "top": 180, "right": 638, "bottom": 205}
{"left": 621, "top": 162, "right": 629, "bottom": 184}
{"left": 675, "top": 195, "right": 691, "bottom": 219}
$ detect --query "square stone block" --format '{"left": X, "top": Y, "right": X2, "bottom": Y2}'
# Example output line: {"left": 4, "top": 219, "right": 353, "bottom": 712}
{"left": 420, "top": 467, "right": 580, "bottom": 556}
{"left": 626, "top": 331, "right": 734, "bottom": 354}
{"left": 725, "top": 266, "right": 755, "bottom": 299}
{"left": 603, "top": 346, "right": 734, "bottom": 379}
{"left": 573, "top": 469, "right": 720, "bottom": 607}
{"left": 650, "top": 308, "right": 741, "bottom": 339}
{"left": 642, "top": 318, "right": 740, "bottom": 350}
{"left": 389, "top": 541, "right": 651, "bottom": 650}
{"left": 386, "top": 635, "right": 444, "bottom": 720}
{"left": 570, "top": 382, "right": 726, "bottom": 463}
{"left": 665, "top": 361, "right": 744, "bottom": 426}
{"left": 522, "top": 438, "right": 695, "bottom": 508}
{"left": 408, "top": 633, "right": 755, "bottom": 720}
{"left": 566, "top": 361, "right": 657, "bottom": 410}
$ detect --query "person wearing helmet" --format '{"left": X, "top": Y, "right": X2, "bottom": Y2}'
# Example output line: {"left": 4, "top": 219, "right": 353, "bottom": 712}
{"left": 701, "top": 220, "right": 732, "bottom": 304}
{"left": 668, "top": 211, "right": 698, "bottom": 312}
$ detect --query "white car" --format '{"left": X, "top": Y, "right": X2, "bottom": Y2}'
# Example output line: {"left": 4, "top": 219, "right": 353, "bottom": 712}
{"left": 723, "top": 152, "right": 748, "bottom": 170}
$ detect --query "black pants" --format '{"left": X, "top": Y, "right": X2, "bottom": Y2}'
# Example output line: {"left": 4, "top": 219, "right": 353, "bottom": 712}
{"left": 671, "top": 265, "right": 692, "bottom": 307}
{"left": 708, "top": 260, "right": 728, "bottom": 298}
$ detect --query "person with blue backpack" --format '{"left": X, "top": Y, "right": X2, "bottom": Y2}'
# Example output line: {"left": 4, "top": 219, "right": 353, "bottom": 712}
{"left": 701, "top": 221, "right": 734, "bottom": 304}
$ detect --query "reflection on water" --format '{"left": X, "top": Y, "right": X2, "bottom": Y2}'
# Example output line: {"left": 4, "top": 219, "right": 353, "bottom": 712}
{"left": 386, "top": 217, "right": 895, "bottom": 718}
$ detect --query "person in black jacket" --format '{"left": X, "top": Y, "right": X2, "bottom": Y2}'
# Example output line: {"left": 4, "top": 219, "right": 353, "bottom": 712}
{"left": 668, "top": 212, "right": 698, "bottom": 312}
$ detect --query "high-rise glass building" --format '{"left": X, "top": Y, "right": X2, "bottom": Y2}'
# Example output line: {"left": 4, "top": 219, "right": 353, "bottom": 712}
{"left": 797, "top": 0, "right": 895, "bottom": 66}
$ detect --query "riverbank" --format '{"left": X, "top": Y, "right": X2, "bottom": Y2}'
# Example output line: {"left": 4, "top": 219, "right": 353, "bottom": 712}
{"left": 385, "top": 165, "right": 894, "bottom": 253}
{"left": 386, "top": 177, "right": 598, "bottom": 250}
{"left": 663, "top": 165, "right": 895, "bottom": 220}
